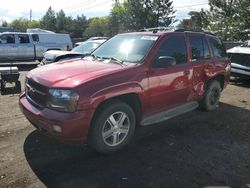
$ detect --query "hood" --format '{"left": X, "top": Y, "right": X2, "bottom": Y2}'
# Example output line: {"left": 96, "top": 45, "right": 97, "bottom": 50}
{"left": 28, "top": 59, "right": 128, "bottom": 88}
{"left": 43, "top": 50, "right": 79, "bottom": 60}
{"left": 227, "top": 46, "right": 250, "bottom": 54}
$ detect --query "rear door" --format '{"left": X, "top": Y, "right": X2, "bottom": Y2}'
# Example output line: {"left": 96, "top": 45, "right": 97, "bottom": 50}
{"left": 16, "top": 34, "right": 34, "bottom": 60}
{"left": 187, "top": 33, "right": 213, "bottom": 97}
{"left": 0, "top": 34, "right": 17, "bottom": 61}
{"left": 147, "top": 33, "right": 193, "bottom": 114}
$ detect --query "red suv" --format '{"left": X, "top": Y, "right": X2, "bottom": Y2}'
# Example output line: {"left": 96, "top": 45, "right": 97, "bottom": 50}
{"left": 19, "top": 30, "right": 230, "bottom": 153}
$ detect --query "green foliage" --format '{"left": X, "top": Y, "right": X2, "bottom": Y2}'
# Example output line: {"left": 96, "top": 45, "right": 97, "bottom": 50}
{"left": 178, "top": 0, "right": 250, "bottom": 41}
{"left": 71, "top": 15, "right": 88, "bottom": 38}
{"left": 178, "top": 10, "right": 209, "bottom": 30}
{"left": 9, "top": 18, "right": 40, "bottom": 32}
{"left": 110, "top": 0, "right": 175, "bottom": 34}
{"left": 2, "top": 21, "right": 8, "bottom": 27}
{"left": 84, "top": 17, "right": 109, "bottom": 37}
{"left": 40, "top": 7, "right": 56, "bottom": 31}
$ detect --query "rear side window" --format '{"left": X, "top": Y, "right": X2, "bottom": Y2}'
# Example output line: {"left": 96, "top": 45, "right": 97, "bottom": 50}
{"left": 154, "top": 35, "right": 187, "bottom": 66}
{"left": 190, "top": 36, "right": 210, "bottom": 60}
{"left": 32, "top": 34, "right": 39, "bottom": 42}
{"left": 0, "top": 34, "right": 15, "bottom": 44}
{"left": 18, "top": 34, "right": 30, "bottom": 43}
{"left": 208, "top": 37, "right": 227, "bottom": 58}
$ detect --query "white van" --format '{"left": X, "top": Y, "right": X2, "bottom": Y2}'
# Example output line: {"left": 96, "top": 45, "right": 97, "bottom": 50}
{"left": 0, "top": 30, "right": 73, "bottom": 62}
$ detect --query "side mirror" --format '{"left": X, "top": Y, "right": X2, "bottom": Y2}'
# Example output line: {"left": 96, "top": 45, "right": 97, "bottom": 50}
{"left": 157, "top": 56, "right": 176, "bottom": 68}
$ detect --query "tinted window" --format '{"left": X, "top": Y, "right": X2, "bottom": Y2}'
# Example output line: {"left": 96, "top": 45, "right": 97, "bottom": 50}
{"left": 32, "top": 34, "right": 39, "bottom": 42}
{"left": 153, "top": 35, "right": 187, "bottom": 67}
{"left": 190, "top": 36, "right": 210, "bottom": 60}
{"left": 18, "top": 34, "right": 30, "bottom": 43}
{"left": 208, "top": 37, "right": 227, "bottom": 58}
{"left": 0, "top": 34, "right": 15, "bottom": 44}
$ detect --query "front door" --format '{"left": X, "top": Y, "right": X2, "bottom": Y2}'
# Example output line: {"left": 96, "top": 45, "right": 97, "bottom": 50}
{"left": 148, "top": 34, "right": 193, "bottom": 115}
{"left": 0, "top": 34, "right": 17, "bottom": 62}
{"left": 17, "top": 34, "right": 34, "bottom": 60}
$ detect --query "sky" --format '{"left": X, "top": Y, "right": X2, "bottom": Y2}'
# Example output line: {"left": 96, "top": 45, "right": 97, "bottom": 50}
{"left": 0, "top": 0, "right": 209, "bottom": 25}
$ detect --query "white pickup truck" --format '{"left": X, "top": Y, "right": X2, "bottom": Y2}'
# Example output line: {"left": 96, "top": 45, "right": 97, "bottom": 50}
{"left": 0, "top": 32, "right": 73, "bottom": 62}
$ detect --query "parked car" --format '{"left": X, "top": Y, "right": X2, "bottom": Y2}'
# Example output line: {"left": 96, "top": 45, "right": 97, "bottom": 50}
{"left": 19, "top": 30, "right": 230, "bottom": 154}
{"left": 227, "top": 41, "right": 250, "bottom": 79}
{"left": 0, "top": 32, "right": 72, "bottom": 62}
{"left": 74, "top": 37, "right": 108, "bottom": 47}
{"left": 41, "top": 39, "right": 106, "bottom": 65}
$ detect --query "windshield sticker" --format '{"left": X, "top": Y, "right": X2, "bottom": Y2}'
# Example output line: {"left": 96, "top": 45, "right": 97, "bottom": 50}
{"left": 141, "top": 36, "right": 158, "bottom": 41}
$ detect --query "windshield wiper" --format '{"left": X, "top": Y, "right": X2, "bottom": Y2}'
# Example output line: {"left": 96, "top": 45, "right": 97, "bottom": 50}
{"left": 100, "top": 56, "right": 125, "bottom": 66}
{"left": 81, "top": 53, "right": 96, "bottom": 59}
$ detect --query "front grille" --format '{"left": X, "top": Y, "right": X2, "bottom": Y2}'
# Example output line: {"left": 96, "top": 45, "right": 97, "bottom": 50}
{"left": 26, "top": 79, "right": 48, "bottom": 108}
{"left": 228, "top": 53, "right": 250, "bottom": 67}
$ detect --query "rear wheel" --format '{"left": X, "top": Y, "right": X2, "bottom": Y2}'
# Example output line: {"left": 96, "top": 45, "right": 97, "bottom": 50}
{"left": 89, "top": 100, "right": 135, "bottom": 154}
{"left": 200, "top": 80, "right": 221, "bottom": 111}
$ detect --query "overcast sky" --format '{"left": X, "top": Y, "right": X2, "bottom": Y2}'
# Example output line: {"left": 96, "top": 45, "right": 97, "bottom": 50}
{"left": 0, "top": 0, "right": 209, "bottom": 24}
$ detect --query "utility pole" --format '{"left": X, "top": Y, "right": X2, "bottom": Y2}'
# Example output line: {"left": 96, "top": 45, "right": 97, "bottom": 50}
{"left": 30, "top": 9, "right": 32, "bottom": 22}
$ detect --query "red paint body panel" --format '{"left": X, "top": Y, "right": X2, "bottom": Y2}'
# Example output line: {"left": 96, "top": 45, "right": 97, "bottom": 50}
{"left": 19, "top": 31, "right": 231, "bottom": 145}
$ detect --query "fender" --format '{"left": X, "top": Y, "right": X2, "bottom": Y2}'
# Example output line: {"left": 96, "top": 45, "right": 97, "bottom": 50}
{"left": 79, "top": 82, "right": 146, "bottom": 110}
{"left": 92, "top": 82, "right": 144, "bottom": 107}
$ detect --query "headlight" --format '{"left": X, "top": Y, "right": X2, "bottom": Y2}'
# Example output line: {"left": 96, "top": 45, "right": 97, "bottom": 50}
{"left": 47, "top": 89, "right": 79, "bottom": 112}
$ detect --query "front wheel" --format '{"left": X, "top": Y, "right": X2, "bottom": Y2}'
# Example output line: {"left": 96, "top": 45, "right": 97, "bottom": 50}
{"left": 89, "top": 100, "right": 136, "bottom": 154}
{"left": 200, "top": 80, "right": 221, "bottom": 111}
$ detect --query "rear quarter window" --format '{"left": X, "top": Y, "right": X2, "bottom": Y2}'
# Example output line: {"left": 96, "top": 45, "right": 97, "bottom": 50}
{"left": 190, "top": 35, "right": 211, "bottom": 60}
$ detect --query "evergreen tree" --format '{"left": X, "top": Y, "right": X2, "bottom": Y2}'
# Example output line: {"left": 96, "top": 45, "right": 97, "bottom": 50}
{"left": 40, "top": 7, "right": 57, "bottom": 31}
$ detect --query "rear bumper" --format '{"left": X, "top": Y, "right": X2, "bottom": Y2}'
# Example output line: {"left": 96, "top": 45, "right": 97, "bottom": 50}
{"left": 19, "top": 93, "right": 94, "bottom": 144}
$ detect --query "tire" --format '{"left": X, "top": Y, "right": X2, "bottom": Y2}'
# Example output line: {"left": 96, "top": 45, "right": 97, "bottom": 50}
{"left": 200, "top": 80, "right": 221, "bottom": 111}
{"left": 89, "top": 100, "right": 136, "bottom": 154}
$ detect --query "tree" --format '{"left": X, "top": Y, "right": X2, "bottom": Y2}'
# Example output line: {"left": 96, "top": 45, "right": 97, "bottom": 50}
{"left": 177, "top": 10, "right": 209, "bottom": 30}
{"left": 40, "top": 7, "right": 57, "bottom": 31}
{"left": 9, "top": 19, "right": 40, "bottom": 32}
{"left": 110, "top": 1, "right": 126, "bottom": 35}
{"left": 235, "top": 0, "right": 250, "bottom": 40}
{"left": 71, "top": 15, "right": 88, "bottom": 38}
{"left": 206, "top": 0, "right": 239, "bottom": 40}
{"left": 84, "top": 17, "right": 109, "bottom": 37}
{"left": 110, "top": 0, "right": 175, "bottom": 33}
{"left": 2, "top": 21, "right": 8, "bottom": 27}
{"left": 149, "top": 0, "right": 175, "bottom": 27}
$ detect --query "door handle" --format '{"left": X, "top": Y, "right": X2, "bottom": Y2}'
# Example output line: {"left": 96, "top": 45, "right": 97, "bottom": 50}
{"left": 183, "top": 70, "right": 190, "bottom": 76}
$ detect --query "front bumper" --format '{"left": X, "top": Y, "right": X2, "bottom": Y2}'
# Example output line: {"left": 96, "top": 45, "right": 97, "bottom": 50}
{"left": 231, "top": 63, "right": 250, "bottom": 77}
{"left": 19, "top": 93, "right": 94, "bottom": 144}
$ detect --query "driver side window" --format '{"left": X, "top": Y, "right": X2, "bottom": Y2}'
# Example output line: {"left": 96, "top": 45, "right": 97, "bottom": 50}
{"left": 153, "top": 35, "right": 187, "bottom": 68}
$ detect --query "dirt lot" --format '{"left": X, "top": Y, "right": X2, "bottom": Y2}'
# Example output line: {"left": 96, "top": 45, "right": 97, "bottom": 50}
{"left": 0, "top": 65, "right": 250, "bottom": 188}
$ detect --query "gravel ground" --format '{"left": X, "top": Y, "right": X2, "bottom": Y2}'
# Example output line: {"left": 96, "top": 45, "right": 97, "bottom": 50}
{"left": 0, "top": 65, "right": 250, "bottom": 188}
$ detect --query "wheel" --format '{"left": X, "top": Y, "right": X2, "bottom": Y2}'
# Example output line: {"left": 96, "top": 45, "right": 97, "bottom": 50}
{"left": 200, "top": 80, "right": 221, "bottom": 111}
{"left": 89, "top": 100, "right": 136, "bottom": 154}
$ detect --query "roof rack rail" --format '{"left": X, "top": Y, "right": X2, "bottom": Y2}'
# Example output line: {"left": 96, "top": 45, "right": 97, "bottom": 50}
{"left": 140, "top": 27, "right": 177, "bottom": 33}
{"left": 140, "top": 27, "right": 216, "bottom": 36}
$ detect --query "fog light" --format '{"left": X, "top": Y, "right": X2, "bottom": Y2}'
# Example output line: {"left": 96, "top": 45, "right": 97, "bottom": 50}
{"left": 52, "top": 125, "right": 62, "bottom": 133}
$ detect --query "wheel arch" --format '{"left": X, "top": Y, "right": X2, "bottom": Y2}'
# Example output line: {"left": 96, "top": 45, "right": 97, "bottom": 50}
{"left": 206, "top": 74, "right": 225, "bottom": 90}
{"left": 90, "top": 93, "right": 142, "bottom": 128}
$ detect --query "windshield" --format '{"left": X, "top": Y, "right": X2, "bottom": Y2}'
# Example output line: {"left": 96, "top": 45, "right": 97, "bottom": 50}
{"left": 92, "top": 34, "right": 158, "bottom": 63}
{"left": 72, "top": 41, "right": 102, "bottom": 54}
